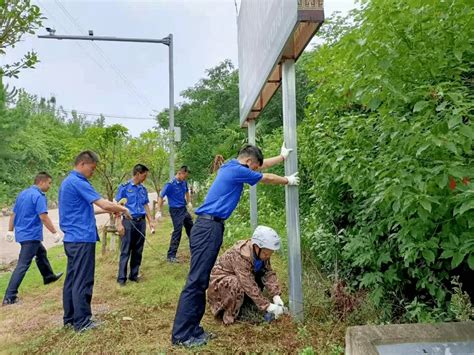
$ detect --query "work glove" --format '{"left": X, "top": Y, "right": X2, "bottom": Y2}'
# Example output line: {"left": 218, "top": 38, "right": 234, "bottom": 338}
{"left": 52, "top": 232, "right": 63, "bottom": 243}
{"left": 117, "top": 198, "right": 127, "bottom": 206}
{"left": 280, "top": 143, "right": 293, "bottom": 160}
{"left": 155, "top": 211, "right": 162, "bottom": 220}
{"left": 266, "top": 303, "right": 285, "bottom": 319}
{"left": 150, "top": 220, "right": 156, "bottom": 234}
{"left": 273, "top": 295, "right": 285, "bottom": 307}
{"left": 285, "top": 172, "right": 299, "bottom": 186}
{"left": 6, "top": 231, "right": 14, "bottom": 243}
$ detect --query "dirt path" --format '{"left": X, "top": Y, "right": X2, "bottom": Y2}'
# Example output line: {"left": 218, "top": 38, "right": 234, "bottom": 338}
{"left": 0, "top": 193, "right": 157, "bottom": 265}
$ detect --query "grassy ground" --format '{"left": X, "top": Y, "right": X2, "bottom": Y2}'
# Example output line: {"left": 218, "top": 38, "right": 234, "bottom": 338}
{"left": 0, "top": 215, "right": 347, "bottom": 354}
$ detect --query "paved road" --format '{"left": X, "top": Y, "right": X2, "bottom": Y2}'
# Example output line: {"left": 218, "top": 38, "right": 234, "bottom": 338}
{"left": 0, "top": 193, "right": 158, "bottom": 265}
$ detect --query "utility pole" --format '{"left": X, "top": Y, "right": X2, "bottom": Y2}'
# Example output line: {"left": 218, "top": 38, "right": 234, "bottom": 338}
{"left": 38, "top": 30, "right": 176, "bottom": 180}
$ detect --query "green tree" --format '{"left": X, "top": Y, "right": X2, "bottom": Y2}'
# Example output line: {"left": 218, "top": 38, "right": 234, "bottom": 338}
{"left": 0, "top": 0, "right": 42, "bottom": 78}
{"left": 82, "top": 124, "right": 130, "bottom": 201}
{"left": 128, "top": 129, "right": 169, "bottom": 195}
{"left": 298, "top": 0, "right": 473, "bottom": 318}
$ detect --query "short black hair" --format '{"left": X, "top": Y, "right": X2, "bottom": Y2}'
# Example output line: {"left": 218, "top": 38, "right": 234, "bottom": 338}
{"left": 179, "top": 165, "right": 189, "bottom": 173}
{"left": 237, "top": 144, "right": 264, "bottom": 166}
{"left": 133, "top": 164, "right": 149, "bottom": 175}
{"left": 34, "top": 172, "right": 52, "bottom": 184}
{"left": 74, "top": 151, "right": 99, "bottom": 166}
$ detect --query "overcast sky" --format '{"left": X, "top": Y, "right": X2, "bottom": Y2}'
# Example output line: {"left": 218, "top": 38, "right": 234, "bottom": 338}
{"left": 2, "top": 0, "right": 356, "bottom": 136}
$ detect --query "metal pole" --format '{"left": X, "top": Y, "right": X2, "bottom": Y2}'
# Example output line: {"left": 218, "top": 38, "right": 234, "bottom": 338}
{"left": 282, "top": 59, "right": 303, "bottom": 321}
{"left": 168, "top": 33, "right": 175, "bottom": 180}
{"left": 248, "top": 119, "right": 258, "bottom": 231}
{"left": 38, "top": 34, "right": 170, "bottom": 44}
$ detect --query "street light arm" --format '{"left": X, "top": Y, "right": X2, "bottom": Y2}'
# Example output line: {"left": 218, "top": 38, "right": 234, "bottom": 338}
{"left": 38, "top": 34, "right": 170, "bottom": 45}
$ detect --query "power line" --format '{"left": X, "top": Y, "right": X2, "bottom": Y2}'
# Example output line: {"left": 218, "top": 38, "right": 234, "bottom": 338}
{"left": 58, "top": 108, "right": 156, "bottom": 121}
{"left": 53, "top": 0, "right": 154, "bottom": 109}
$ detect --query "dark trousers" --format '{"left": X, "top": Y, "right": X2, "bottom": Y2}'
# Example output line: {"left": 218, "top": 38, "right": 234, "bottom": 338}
{"left": 63, "top": 242, "right": 96, "bottom": 330}
{"left": 171, "top": 217, "right": 224, "bottom": 343}
{"left": 4, "top": 241, "right": 56, "bottom": 301}
{"left": 167, "top": 207, "right": 193, "bottom": 259}
{"left": 117, "top": 218, "right": 146, "bottom": 282}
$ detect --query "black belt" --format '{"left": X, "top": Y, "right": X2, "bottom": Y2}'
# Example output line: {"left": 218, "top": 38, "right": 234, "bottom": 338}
{"left": 198, "top": 214, "right": 225, "bottom": 223}
{"left": 131, "top": 216, "right": 145, "bottom": 222}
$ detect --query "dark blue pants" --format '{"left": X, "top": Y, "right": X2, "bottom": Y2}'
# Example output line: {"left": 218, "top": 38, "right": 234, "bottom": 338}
{"left": 171, "top": 217, "right": 224, "bottom": 343}
{"left": 4, "top": 241, "right": 56, "bottom": 301}
{"left": 167, "top": 207, "right": 193, "bottom": 259}
{"left": 63, "top": 242, "right": 95, "bottom": 330}
{"left": 117, "top": 218, "right": 146, "bottom": 283}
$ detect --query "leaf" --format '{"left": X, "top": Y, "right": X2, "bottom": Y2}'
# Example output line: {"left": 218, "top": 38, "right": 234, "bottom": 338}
{"left": 448, "top": 116, "right": 460, "bottom": 129}
{"left": 422, "top": 249, "right": 435, "bottom": 264}
{"left": 368, "top": 98, "right": 381, "bottom": 110}
{"left": 392, "top": 200, "right": 400, "bottom": 213}
{"left": 454, "top": 200, "right": 474, "bottom": 216}
{"left": 468, "top": 254, "right": 474, "bottom": 270}
{"left": 436, "top": 101, "right": 447, "bottom": 112}
{"left": 437, "top": 174, "right": 448, "bottom": 189}
{"left": 459, "top": 125, "right": 474, "bottom": 140}
{"left": 420, "top": 199, "right": 431, "bottom": 213}
{"left": 451, "top": 253, "right": 465, "bottom": 269}
{"left": 416, "top": 144, "right": 429, "bottom": 157}
{"left": 440, "top": 250, "right": 454, "bottom": 259}
{"left": 454, "top": 49, "right": 462, "bottom": 61}
{"left": 413, "top": 101, "right": 429, "bottom": 112}
{"left": 446, "top": 142, "right": 457, "bottom": 154}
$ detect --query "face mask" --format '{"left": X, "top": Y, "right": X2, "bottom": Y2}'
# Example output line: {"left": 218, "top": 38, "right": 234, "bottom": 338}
{"left": 253, "top": 250, "right": 264, "bottom": 273}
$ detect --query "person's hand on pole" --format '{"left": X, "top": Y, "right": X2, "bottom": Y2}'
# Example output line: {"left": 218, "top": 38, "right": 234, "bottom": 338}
{"left": 280, "top": 143, "right": 293, "bottom": 160}
{"left": 266, "top": 303, "right": 285, "bottom": 319}
{"left": 285, "top": 172, "right": 299, "bottom": 186}
{"left": 187, "top": 202, "right": 193, "bottom": 212}
{"left": 6, "top": 231, "right": 14, "bottom": 243}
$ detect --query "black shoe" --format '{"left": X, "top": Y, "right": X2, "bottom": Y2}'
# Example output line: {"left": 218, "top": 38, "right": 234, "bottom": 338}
{"left": 175, "top": 336, "right": 208, "bottom": 348}
{"left": 2, "top": 296, "right": 19, "bottom": 306}
{"left": 118, "top": 281, "right": 126, "bottom": 287}
{"left": 63, "top": 323, "right": 73, "bottom": 329}
{"left": 44, "top": 272, "right": 64, "bottom": 285}
{"left": 129, "top": 277, "right": 141, "bottom": 283}
{"left": 167, "top": 257, "right": 179, "bottom": 263}
{"left": 77, "top": 320, "right": 102, "bottom": 333}
{"left": 198, "top": 331, "right": 216, "bottom": 341}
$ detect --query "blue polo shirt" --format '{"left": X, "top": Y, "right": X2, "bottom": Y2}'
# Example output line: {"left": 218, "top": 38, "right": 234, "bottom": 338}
{"left": 160, "top": 178, "right": 188, "bottom": 208}
{"left": 59, "top": 170, "right": 101, "bottom": 243}
{"left": 115, "top": 180, "right": 149, "bottom": 218}
{"left": 195, "top": 159, "right": 263, "bottom": 219}
{"left": 13, "top": 186, "right": 48, "bottom": 243}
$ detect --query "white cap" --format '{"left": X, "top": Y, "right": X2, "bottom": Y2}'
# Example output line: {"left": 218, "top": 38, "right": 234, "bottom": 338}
{"left": 251, "top": 226, "right": 280, "bottom": 251}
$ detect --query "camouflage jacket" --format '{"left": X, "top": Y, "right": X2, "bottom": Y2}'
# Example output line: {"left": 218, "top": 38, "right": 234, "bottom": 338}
{"left": 209, "top": 239, "right": 281, "bottom": 311}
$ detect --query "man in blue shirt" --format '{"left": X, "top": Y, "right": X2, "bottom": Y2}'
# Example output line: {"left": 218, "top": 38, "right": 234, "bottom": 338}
{"left": 156, "top": 166, "right": 193, "bottom": 263}
{"left": 171, "top": 144, "right": 299, "bottom": 347}
{"left": 3, "top": 172, "right": 63, "bottom": 305}
{"left": 59, "top": 151, "right": 131, "bottom": 332}
{"left": 115, "top": 164, "right": 154, "bottom": 286}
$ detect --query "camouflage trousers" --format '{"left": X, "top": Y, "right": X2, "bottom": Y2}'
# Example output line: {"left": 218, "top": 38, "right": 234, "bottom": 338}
{"left": 208, "top": 275, "right": 245, "bottom": 325}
